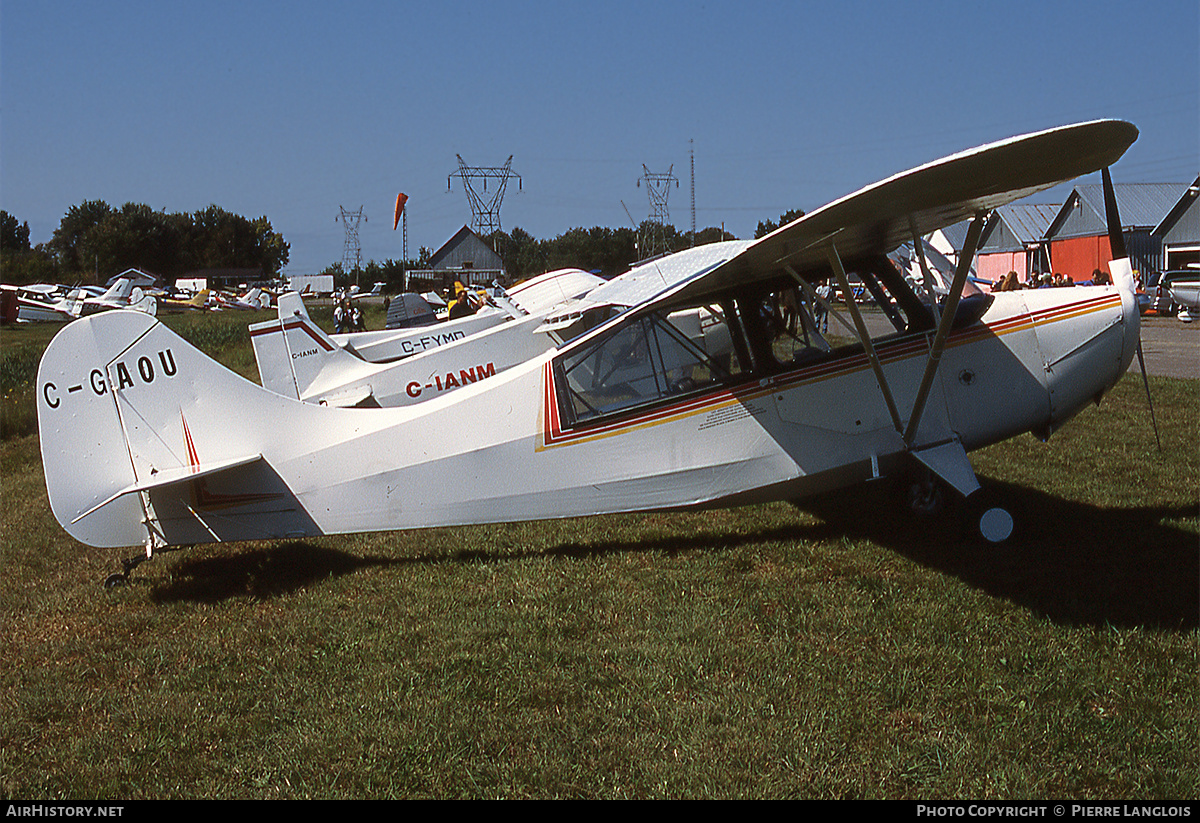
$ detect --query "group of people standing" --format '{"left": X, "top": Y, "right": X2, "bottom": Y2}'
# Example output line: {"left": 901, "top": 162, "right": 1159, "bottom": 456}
{"left": 995, "top": 268, "right": 1114, "bottom": 291}
{"left": 333, "top": 297, "right": 364, "bottom": 333}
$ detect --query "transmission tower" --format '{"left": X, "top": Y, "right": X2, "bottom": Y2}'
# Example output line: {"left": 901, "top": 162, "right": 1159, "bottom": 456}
{"left": 448, "top": 155, "right": 521, "bottom": 236}
{"left": 638, "top": 164, "right": 678, "bottom": 257}
{"left": 337, "top": 206, "right": 367, "bottom": 280}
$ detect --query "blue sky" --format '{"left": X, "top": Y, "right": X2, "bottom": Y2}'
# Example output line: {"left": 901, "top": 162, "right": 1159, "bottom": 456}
{"left": 2, "top": 0, "right": 1197, "bottom": 275}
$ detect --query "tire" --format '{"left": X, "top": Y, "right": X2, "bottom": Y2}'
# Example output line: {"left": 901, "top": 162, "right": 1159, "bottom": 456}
{"left": 963, "top": 488, "right": 1017, "bottom": 545}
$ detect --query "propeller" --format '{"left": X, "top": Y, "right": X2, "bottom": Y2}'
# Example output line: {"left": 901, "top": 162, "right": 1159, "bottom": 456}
{"left": 1103, "top": 167, "right": 1161, "bottom": 451}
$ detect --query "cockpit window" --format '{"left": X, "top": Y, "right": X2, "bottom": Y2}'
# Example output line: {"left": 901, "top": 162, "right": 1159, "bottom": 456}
{"left": 550, "top": 254, "right": 949, "bottom": 431}
{"left": 556, "top": 305, "right": 743, "bottom": 424}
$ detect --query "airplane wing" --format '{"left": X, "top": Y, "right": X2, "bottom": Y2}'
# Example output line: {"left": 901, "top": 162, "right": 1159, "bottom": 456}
{"left": 539, "top": 241, "right": 754, "bottom": 329}
{"left": 660, "top": 120, "right": 1139, "bottom": 306}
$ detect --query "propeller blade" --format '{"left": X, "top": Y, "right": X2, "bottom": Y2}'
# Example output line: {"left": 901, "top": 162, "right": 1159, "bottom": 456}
{"left": 1102, "top": 167, "right": 1128, "bottom": 261}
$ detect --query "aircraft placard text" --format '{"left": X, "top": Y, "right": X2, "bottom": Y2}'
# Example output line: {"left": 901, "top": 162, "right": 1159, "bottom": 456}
{"left": 406, "top": 362, "right": 496, "bottom": 399}
{"left": 41, "top": 349, "right": 177, "bottom": 410}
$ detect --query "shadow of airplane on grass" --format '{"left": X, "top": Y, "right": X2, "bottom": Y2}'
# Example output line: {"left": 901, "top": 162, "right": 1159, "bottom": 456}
{"left": 147, "top": 479, "right": 1197, "bottom": 631}
{"left": 148, "top": 542, "right": 403, "bottom": 604}
{"left": 792, "top": 477, "right": 1199, "bottom": 631}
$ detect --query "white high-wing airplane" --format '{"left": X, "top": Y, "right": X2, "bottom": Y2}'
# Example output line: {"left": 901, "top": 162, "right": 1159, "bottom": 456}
{"left": 13, "top": 284, "right": 77, "bottom": 322}
{"left": 323, "top": 268, "right": 604, "bottom": 364}
{"left": 36, "top": 121, "right": 1147, "bottom": 586}
{"left": 247, "top": 268, "right": 607, "bottom": 406}
{"left": 246, "top": 264, "right": 731, "bottom": 408}
{"left": 212, "top": 287, "right": 272, "bottom": 311}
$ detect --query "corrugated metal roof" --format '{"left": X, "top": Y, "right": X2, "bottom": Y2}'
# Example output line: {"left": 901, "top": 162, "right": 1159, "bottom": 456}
{"left": 938, "top": 204, "right": 1058, "bottom": 253}
{"left": 1153, "top": 176, "right": 1200, "bottom": 237}
{"left": 997, "top": 203, "right": 1061, "bottom": 244}
{"left": 1073, "top": 182, "right": 1185, "bottom": 230}
{"left": 932, "top": 184, "right": 1187, "bottom": 251}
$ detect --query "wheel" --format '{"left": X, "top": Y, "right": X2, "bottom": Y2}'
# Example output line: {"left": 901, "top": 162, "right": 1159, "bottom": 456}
{"left": 976, "top": 503, "right": 1015, "bottom": 544}
{"left": 903, "top": 471, "right": 946, "bottom": 518}
{"left": 104, "top": 572, "right": 128, "bottom": 589}
{"left": 964, "top": 489, "right": 1017, "bottom": 545}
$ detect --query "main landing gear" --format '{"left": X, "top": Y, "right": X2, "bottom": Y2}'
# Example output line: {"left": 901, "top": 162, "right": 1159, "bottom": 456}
{"left": 963, "top": 488, "right": 1017, "bottom": 545}
{"left": 901, "top": 468, "right": 1017, "bottom": 546}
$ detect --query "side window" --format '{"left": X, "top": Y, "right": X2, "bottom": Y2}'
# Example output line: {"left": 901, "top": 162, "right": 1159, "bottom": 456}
{"left": 739, "top": 285, "right": 831, "bottom": 370}
{"left": 556, "top": 305, "right": 743, "bottom": 426}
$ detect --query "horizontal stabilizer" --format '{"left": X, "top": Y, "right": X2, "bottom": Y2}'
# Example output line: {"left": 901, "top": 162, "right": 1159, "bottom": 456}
{"left": 71, "top": 454, "right": 264, "bottom": 524}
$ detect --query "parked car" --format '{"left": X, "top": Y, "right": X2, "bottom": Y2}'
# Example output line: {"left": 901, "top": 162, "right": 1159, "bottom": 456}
{"left": 1146, "top": 270, "right": 1199, "bottom": 315}
{"left": 1135, "top": 290, "right": 1152, "bottom": 315}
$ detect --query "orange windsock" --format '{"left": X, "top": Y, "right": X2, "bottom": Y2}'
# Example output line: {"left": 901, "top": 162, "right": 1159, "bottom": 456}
{"left": 393, "top": 192, "right": 408, "bottom": 230}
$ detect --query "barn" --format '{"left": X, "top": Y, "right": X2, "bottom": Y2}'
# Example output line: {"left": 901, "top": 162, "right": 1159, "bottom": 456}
{"left": 406, "top": 225, "right": 505, "bottom": 293}
{"left": 1152, "top": 176, "right": 1200, "bottom": 272}
{"left": 1044, "top": 182, "right": 1184, "bottom": 282}
{"left": 973, "top": 203, "right": 1061, "bottom": 285}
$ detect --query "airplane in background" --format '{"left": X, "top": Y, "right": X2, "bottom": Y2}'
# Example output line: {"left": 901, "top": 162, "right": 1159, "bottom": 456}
{"left": 210, "top": 287, "right": 272, "bottom": 311}
{"left": 248, "top": 263, "right": 734, "bottom": 409}
{"left": 248, "top": 268, "right": 606, "bottom": 406}
{"left": 11, "top": 283, "right": 78, "bottom": 322}
{"left": 34, "top": 120, "right": 1151, "bottom": 587}
{"left": 12, "top": 277, "right": 158, "bottom": 322}
{"left": 66, "top": 277, "right": 159, "bottom": 317}
{"left": 157, "top": 289, "right": 211, "bottom": 313}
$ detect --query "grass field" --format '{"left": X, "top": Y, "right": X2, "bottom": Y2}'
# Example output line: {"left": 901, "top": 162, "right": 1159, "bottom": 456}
{"left": 1, "top": 307, "right": 1196, "bottom": 799}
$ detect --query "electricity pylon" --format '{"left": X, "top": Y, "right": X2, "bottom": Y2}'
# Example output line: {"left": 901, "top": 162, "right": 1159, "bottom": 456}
{"left": 337, "top": 206, "right": 366, "bottom": 280}
{"left": 448, "top": 155, "right": 521, "bottom": 236}
{"left": 638, "top": 164, "right": 678, "bottom": 257}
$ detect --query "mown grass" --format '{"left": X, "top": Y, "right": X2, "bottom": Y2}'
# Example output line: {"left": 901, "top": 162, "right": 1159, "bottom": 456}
{"left": 0, "top": 309, "right": 1196, "bottom": 799}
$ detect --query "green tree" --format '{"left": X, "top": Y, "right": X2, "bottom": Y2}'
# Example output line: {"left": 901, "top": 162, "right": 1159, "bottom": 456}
{"left": 48, "top": 199, "right": 114, "bottom": 275}
{"left": 78, "top": 203, "right": 181, "bottom": 280}
{"left": 493, "top": 226, "right": 543, "bottom": 282}
{"left": 0, "top": 210, "right": 56, "bottom": 284}
{"left": 754, "top": 208, "right": 806, "bottom": 238}
{"left": 1, "top": 210, "right": 31, "bottom": 254}
{"left": 43, "top": 200, "right": 290, "bottom": 282}
{"left": 183, "top": 206, "right": 289, "bottom": 276}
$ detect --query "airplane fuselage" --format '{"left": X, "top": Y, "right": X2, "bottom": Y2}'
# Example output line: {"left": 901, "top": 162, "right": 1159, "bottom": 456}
{"left": 38, "top": 282, "right": 1137, "bottom": 550}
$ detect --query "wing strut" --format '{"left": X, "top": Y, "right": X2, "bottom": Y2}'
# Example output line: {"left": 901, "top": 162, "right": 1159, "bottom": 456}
{"left": 825, "top": 244, "right": 904, "bottom": 436}
{"left": 784, "top": 264, "right": 857, "bottom": 338}
{"left": 908, "top": 215, "right": 939, "bottom": 305}
{"left": 902, "top": 211, "right": 987, "bottom": 448}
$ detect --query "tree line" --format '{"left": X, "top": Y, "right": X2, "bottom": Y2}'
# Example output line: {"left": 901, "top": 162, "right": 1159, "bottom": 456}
{"left": 323, "top": 214, "right": 801, "bottom": 294}
{"left": 3, "top": 200, "right": 804, "bottom": 290}
{"left": 1, "top": 201, "right": 290, "bottom": 285}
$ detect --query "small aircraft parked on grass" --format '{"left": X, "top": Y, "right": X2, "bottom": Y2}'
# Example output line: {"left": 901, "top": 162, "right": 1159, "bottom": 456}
{"left": 35, "top": 120, "right": 1150, "bottom": 586}
{"left": 211, "top": 286, "right": 272, "bottom": 311}
{"left": 246, "top": 266, "right": 706, "bottom": 408}
{"left": 157, "top": 289, "right": 211, "bottom": 313}
{"left": 12, "top": 277, "right": 158, "bottom": 322}
{"left": 316, "top": 268, "right": 604, "bottom": 364}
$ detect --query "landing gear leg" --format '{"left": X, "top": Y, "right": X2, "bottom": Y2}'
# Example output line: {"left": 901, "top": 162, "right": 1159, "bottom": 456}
{"left": 104, "top": 553, "right": 150, "bottom": 588}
